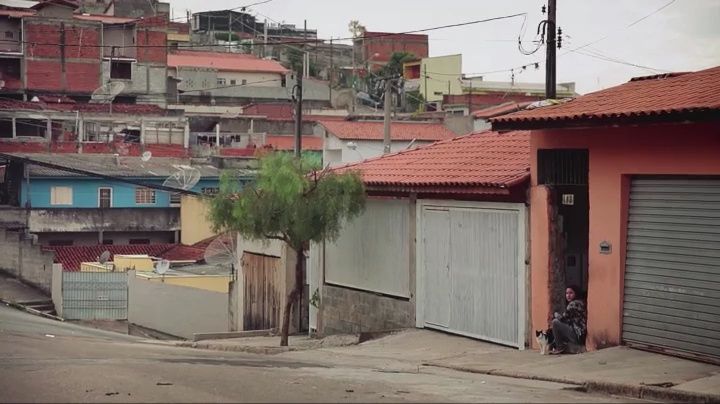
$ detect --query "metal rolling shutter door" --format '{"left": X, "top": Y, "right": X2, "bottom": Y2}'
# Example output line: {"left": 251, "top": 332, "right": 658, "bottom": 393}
{"left": 623, "top": 177, "right": 720, "bottom": 361}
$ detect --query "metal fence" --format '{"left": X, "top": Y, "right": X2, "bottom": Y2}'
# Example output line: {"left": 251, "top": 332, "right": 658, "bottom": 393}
{"left": 62, "top": 271, "right": 128, "bottom": 320}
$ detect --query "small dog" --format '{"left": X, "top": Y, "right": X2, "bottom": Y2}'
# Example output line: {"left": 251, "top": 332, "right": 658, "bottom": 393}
{"left": 535, "top": 329, "right": 554, "bottom": 355}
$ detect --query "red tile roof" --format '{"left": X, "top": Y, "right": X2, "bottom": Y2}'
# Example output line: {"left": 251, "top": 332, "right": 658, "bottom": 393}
{"left": 45, "top": 243, "right": 211, "bottom": 271}
{"left": 168, "top": 51, "right": 289, "bottom": 74}
{"left": 0, "top": 9, "right": 36, "bottom": 18}
{"left": 335, "top": 130, "right": 530, "bottom": 195}
{"left": 265, "top": 135, "right": 323, "bottom": 151}
{"left": 160, "top": 244, "right": 205, "bottom": 262}
{"left": 45, "top": 244, "right": 176, "bottom": 271}
{"left": 318, "top": 120, "right": 456, "bottom": 141}
{"left": 0, "top": 99, "right": 166, "bottom": 114}
{"left": 492, "top": 66, "right": 720, "bottom": 129}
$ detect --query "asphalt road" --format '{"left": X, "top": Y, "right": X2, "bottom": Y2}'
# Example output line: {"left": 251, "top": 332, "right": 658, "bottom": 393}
{"left": 0, "top": 305, "right": 646, "bottom": 403}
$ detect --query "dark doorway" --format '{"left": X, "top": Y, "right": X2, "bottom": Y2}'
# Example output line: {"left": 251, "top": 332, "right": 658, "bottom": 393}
{"left": 538, "top": 149, "right": 590, "bottom": 312}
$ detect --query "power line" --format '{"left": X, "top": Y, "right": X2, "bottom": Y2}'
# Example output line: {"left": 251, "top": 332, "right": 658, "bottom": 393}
{"left": 13, "top": 13, "right": 527, "bottom": 50}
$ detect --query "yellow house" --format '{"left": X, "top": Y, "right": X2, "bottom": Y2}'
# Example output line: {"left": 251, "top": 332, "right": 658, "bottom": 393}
{"left": 80, "top": 255, "right": 155, "bottom": 272}
{"left": 181, "top": 195, "right": 216, "bottom": 245}
{"left": 419, "top": 54, "right": 463, "bottom": 103}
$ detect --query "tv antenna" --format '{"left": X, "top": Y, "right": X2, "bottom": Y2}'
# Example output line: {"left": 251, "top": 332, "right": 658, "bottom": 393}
{"left": 90, "top": 81, "right": 125, "bottom": 104}
{"left": 162, "top": 165, "right": 201, "bottom": 191}
{"left": 97, "top": 250, "right": 112, "bottom": 272}
{"left": 203, "top": 233, "right": 239, "bottom": 274}
{"left": 155, "top": 259, "right": 170, "bottom": 280}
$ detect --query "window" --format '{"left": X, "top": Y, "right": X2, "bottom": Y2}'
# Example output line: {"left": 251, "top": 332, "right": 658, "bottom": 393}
{"left": 169, "top": 192, "right": 181, "bottom": 204}
{"left": 48, "top": 240, "right": 73, "bottom": 246}
{"left": 129, "top": 238, "right": 150, "bottom": 245}
{"left": 201, "top": 187, "right": 219, "bottom": 196}
{"left": 110, "top": 61, "right": 132, "bottom": 80}
{"left": 230, "top": 79, "right": 236, "bottom": 85}
{"left": 15, "top": 118, "right": 46, "bottom": 137}
{"left": 135, "top": 187, "right": 156, "bottom": 204}
{"left": 5, "top": 31, "right": 12, "bottom": 39}
{"left": 98, "top": 187, "right": 112, "bottom": 208}
{"left": 241, "top": 79, "right": 247, "bottom": 85}
{"left": 216, "top": 78, "right": 226, "bottom": 86}
{"left": 50, "top": 186, "right": 73, "bottom": 205}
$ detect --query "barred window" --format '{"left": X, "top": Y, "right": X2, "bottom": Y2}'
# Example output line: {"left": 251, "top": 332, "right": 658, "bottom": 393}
{"left": 135, "top": 187, "right": 156, "bottom": 204}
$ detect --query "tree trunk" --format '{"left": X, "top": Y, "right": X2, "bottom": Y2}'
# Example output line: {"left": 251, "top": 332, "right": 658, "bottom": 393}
{"left": 280, "top": 246, "right": 305, "bottom": 347}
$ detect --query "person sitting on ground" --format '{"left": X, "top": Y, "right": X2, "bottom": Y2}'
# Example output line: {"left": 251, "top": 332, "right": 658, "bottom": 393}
{"left": 550, "top": 285, "right": 587, "bottom": 354}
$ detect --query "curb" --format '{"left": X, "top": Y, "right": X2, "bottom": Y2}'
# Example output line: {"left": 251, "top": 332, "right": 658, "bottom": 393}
{"left": 0, "top": 298, "right": 64, "bottom": 322}
{"left": 176, "top": 341, "right": 293, "bottom": 355}
{"left": 425, "top": 363, "right": 720, "bottom": 404}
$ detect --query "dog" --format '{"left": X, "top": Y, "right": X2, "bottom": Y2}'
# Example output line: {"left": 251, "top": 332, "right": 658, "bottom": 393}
{"left": 535, "top": 329, "right": 554, "bottom": 355}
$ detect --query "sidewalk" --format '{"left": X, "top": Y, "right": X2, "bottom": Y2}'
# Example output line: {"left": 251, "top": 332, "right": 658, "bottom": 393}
{"left": 0, "top": 272, "right": 49, "bottom": 304}
{"left": 183, "top": 328, "right": 720, "bottom": 402}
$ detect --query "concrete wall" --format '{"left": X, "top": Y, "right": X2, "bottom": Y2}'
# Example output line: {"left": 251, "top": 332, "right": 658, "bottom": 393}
{"left": 51, "top": 263, "right": 63, "bottom": 316}
{"left": 0, "top": 228, "right": 54, "bottom": 293}
{"left": 27, "top": 208, "right": 180, "bottom": 233}
{"left": 320, "top": 283, "right": 414, "bottom": 334}
{"left": 36, "top": 231, "right": 175, "bottom": 246}
{"left": 529, "top": 122, "right": 720, "bottom": 351}
{"left": 101, "top": 61, "right": 168, "bottom": 98}
{"left": 128, "top": 271, "right": 230, "bottom": 339}
{"left": 322, "top": 132, "right": 431, "bottom": 166}
{"left": 420, "top": 54, "right": 462, "bottom": 102}
{"left": 180, "top": 195, "right": 215, "bottom": 245}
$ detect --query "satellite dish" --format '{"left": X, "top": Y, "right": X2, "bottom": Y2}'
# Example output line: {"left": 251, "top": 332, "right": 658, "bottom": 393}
{"left": 90, "top": 81, "right": 126, "bottom": 104}
{"left": 155, "top": 259, "right": 170, "bottom": 275}
{"left": 98, "top": 250, "right": 111, "bottom": 264}
{"left": 141, "top": 151, "right": 152, "bottom": 162}
{"left": 203, "top": 233, "right": 239, "bottom": 268}
{"left": 30, "top": 96, "right": 40, "bottom": 102}
{"left": 162, "top": 166, "right": 201, "bottom": 190}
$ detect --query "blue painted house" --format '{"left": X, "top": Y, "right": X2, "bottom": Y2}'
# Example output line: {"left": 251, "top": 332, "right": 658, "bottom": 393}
{"left": 4, "top": 153, "right": 252, "bottom": 246}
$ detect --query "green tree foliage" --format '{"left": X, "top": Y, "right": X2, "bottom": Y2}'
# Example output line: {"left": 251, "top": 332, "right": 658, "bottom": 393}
{"left": 209, "top": 152, "right": 366, "bottom": 345}
{"left": 379, "top": 51, "right": 416, "bottom": 78}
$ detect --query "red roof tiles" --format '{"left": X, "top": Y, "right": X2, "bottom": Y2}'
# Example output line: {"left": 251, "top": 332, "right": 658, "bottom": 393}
{"left": 473, "top": 101, "right": 532, "bottom": 119}
{"left": 335, "top": 130, "right": 530, "bottom": 194}
{"left": 318, "top": 120, "right": 456, "bottom": 141}
{"left": 265, "top": 135, "right": 323, "bottom": 151}
{"left": 492, "top": 66, "right": 720, "bottom": 129}
{"left": 45, "top": 244, "right": 176, "bottom": 271}
{"left": 45, "top": 243, "right": 211, "bottom": 271}
{"left": 0, "top": 98, "right": 166, "bottom": 114}
{"left": 168, "top": 51, "right": 289, "bottom": 74}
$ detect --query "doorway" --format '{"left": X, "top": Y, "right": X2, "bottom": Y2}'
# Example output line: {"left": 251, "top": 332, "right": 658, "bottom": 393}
{"left": 538, "top": 149, "right": 589, "bottom": 313}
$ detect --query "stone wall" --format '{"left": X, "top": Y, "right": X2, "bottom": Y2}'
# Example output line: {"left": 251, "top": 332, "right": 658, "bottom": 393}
{"left": 320, "top": 284, "right": 414, "bottom": 335}
{"left": 0, "top": 228, "right": 54, "bottom": 294}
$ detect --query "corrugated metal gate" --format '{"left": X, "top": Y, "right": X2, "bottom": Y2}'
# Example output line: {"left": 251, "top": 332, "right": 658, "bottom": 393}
{"left": 62, "top": 271, "right": 128, "bottom": 320}
{"left": 420, "top": 201, "right": 526, "bottom": 348}
{"left": 623, "top": 177, "right": 720, "bottom": 362}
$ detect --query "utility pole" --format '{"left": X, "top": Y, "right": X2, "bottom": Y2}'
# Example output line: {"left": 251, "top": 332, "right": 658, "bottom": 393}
{"left": 329, "top": 38, "right": 333, "bottom": 103}
{"left": 382, "top": 77, "right": 392, "bottom": 154}
{"left": 351, "top": 33, "right": 356, "bottom": 113}
{"left": 423, "top": 64, "right": 428, "bottom": 111}
{"left": 263, "top": 18, "right": 268, "bottom": 58}
{"left": 545, "top": 0, "right": 557, "bottom": 99}
{"left": 227, "top": 11, "right": 233, "bottom": 52}
{"left": 294, "top": 21, "right": 306, "bottom": 158}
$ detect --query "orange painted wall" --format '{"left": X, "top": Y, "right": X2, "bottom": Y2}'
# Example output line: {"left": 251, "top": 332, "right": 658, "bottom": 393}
{"left": 529, "top": 122, "right": 720, "bottom": 350}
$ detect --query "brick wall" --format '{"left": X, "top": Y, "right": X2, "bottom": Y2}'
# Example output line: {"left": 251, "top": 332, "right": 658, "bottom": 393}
{"left": 136, "top": 30, "right": 167, "bottom": 64}
{"left": 319, "top": 284, "right": 414, "bottom": 335}
{"left": 65, "top": 62, "right": 101, "bottom": 92}
{"left": 0, "top": 228, "right": 55, "bottom": 294}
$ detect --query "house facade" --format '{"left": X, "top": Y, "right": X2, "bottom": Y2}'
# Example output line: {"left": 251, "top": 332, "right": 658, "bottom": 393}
{"left": 492, "top": 67, "right": 720, "bottom": 362}
{"left": 316, "top": 120, "right": 457, "bottom": 166}
{"left": 0, "top": 153, "right": 231, "bottom": 246}
{"left": 0, "top": 1, "right": 169, "bottom": 105}
{"left": 310, "top": 130, "right": 531, "bottom": 348}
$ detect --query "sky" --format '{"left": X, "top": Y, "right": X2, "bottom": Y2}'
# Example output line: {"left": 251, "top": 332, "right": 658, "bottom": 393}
{"left": 168, "top": 0, "right": 720, "bottom": 94}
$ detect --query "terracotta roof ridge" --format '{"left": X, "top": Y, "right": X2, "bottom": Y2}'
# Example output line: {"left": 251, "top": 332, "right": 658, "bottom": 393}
{"left": 331, "top": 130, "right": 501, "bottom": 172}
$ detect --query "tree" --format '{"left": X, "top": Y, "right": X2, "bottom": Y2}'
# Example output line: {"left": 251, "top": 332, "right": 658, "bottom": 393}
{"left": 209, "top": 152, "right": 366, "bottom": 346}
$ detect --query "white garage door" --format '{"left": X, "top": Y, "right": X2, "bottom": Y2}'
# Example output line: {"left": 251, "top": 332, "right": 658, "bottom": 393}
{"left": 419, "top": 201, "right": 526, "bottom": 348}
{"left": 623, "top": 177, "right": 720, "bottom": 362}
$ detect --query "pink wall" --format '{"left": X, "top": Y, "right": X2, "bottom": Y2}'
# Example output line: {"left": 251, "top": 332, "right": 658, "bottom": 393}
{"left": 530, "top": 122, "right": 720, "bottom": 350}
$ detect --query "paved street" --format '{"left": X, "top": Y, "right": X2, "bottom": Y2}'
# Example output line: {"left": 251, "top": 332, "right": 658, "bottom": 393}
{"left": 0, "top": 305, "right": 646, "bottom": 403}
